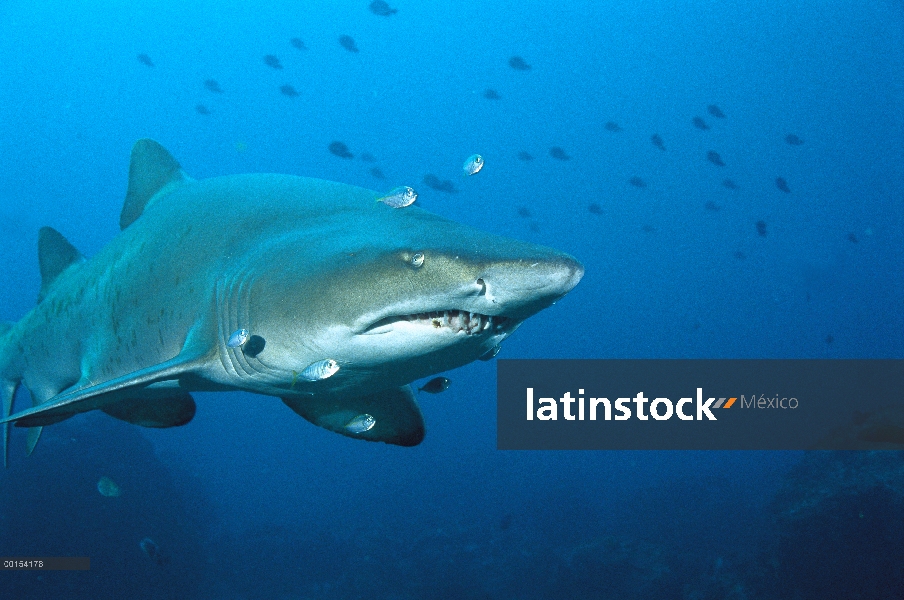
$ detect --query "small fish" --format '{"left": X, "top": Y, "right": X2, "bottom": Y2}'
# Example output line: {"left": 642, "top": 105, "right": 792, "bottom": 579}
{"left": 369, "top": 0, "right": 398, "bottom": 16}
{"left": 707, "top": 151, "right": 725, "bottom": 166}
{"left": 500, "top": 514, "right": 513, "bottom": 530}
{"left": 847, "top": 232, "right": 858, "bottom": 244}
{"left": 629, "top": 176, "right": 647, "bottom": 188}
{"left": 549, "top": 147, "right": 570, "bottom": 160}
{"left": 517, "top": 151, "right": 534, "bottom": 161}
{"left": 604, "top": 121, "right": 622, "bottom": 132}
{"left": 328, "top": 141, "right": 354, "bottom": 159}
{"left": 263, "top": 55, "right": 283, "bottom": 69}
{"left": 478, "top": 345, "right": 502, "bottom": 361}
{"left": 825, "top": 334, "right": 834, "bottom": 344}
{"left": 227, "top": 328, "right": 249, "bottom": 348}
{"left": 707, "top": 104, "right": 726, "bottom": 118}
{"left": 463, "top": 154, "right": 484, "bottom": 176}
{"left": 483, "top": 89, "right": 501, "bottom": 100}
{"left": 692, "top": 116, "right": 709, "bottom": 130}
{"left": 756, "top": 220, "right": 768, "bottom": 237}
{"left": 509, "top": 56, "right": 531, "bottom": 70}
{"left": 418, "top": 376, "right": 451, "bottom": 394}
{"left": 339, "top": 35, "right": 359, "bottom": 53}
{"left": 360, "top": 152, "right": 376, "bottom": 163}
{"left": 733, "top": 251, "right": 746, "bottom": 260}
{"left": 785, "top": 134, "right": 804, "bottom": 146}
{"left": 139, "top": 538, "right": 168, "bottom": 566}
{"left": 705, "top": 201, "right": 720, "bottom": 211}
{"left": 775, "top": 177, "right": 791, "bottom": 193}
{"left": 137, "top": 54, "right": 154, "bottom": 67}
{"left": 195, "top": 104, "right": 211, "bottom": 115}
{"left": 280, "top": 84, "right": 299, "bottom": 97}
{"left": 370, "top": 167, "right": 386, "bottom": 179}
{"left": 204, "top": 79, "right": 223, "bottom": 93}
{"left": 517, "top": 207, "right": 532, "bottom": 218}
{"left": 423, "top": 174, "right": 458, "bottom": 193}
{"left": 290, "top": 38, "right": 307, "bottom": 50}
{"left": 722, "top": 178, "right": 739, "bottom": 190}
{"left": 97, "top": 476, "right": 121, "bottom": 497}
{"left": 588, "top": 203, "right": 602, "bottom": 215}
{"left": 650, "top": 134, "right": 665, "bottom": 151}
{"left": 299, "top": 358, "right": 340, "bottom": 382}
{"left": 139, "top": 538, "right": 158, "bottom": 558}
{"left": 345, "top": 414, "right": 376, "bottom": 433}
{"left": 377, "top": 186, "right": 417, "bottom": 208}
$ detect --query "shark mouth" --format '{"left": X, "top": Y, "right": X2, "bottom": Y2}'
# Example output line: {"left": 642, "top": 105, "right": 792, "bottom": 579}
{"left": 363, "top": 310, "right": 510, "bottom": 335}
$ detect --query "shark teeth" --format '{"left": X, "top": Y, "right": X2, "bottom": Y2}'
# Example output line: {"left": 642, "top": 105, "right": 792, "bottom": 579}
{"left": 407, "top": 310, "right": 508, "bottom": 335}
{"left": 367, "top": 310, "right": 508, "bottom": 335}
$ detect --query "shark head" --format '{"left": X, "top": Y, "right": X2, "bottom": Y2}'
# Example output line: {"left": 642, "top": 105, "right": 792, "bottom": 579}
{"left": 215, "top": 182, "right": 583, "bottom": 397}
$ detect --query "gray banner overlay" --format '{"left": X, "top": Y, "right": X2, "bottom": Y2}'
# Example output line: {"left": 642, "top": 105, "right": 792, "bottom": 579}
{"left": 1, "top": 557, "right": 90, "bottom": 570}
{"left": 497, "top": 360, "right": 904, "bottom": 450}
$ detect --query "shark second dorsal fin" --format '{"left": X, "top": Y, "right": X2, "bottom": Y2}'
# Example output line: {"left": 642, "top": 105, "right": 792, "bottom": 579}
{"left": 37, "top": 227, "right": 85, "bottom": 303}
{"left": 120, "top": 139, "right": 191, "bottom": 230}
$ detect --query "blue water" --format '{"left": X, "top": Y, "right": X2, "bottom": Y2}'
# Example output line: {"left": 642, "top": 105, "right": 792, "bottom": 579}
{"left": 1, "top": 1, "right": 902, "bottom": 598}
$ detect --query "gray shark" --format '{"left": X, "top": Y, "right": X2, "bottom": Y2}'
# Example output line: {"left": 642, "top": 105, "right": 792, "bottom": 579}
{"left": 0, "top": 139, "right": 583, "bottom": 464}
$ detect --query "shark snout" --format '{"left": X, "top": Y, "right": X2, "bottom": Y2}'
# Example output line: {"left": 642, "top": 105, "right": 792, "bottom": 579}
{"left": 479, "top": 253, "right": 583, "bottom": 318}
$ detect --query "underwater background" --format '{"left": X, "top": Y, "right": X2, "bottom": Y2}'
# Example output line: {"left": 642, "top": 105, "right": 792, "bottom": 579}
{"left": 1, "top": 1, "right": 902, "bottom": 598}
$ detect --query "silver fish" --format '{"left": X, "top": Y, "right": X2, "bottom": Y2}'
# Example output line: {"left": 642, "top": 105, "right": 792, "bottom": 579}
{"left": 227, "top": 328, "right": 249, "bottom": 348}
{"left": 298, "top": 358, "right": 340, "bottom": 381}
{"left": 345, "top": 413, "right": 376, "bottom": 433}
{"left": 97, "top": 475, "right": 121, "bottom": 497}
{"left": 377, "top": 186, "right": 417, "bottom": 208}
{"left": 478, "top": 344, "right": 502, "bottom": 361}
{"left": 463, "top": 154, "right": 484, "bottom": 176}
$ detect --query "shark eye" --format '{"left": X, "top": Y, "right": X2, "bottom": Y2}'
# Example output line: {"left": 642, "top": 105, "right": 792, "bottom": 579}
{"left": 410, "top": 252, "right": 425, "bottom": 268}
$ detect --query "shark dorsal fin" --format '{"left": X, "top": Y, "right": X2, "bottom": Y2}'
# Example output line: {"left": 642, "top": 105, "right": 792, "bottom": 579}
{"left": 120, "top": 139, "right": 191, "bottom": 230}
{"left": 37, "top": 226, "right": 85, "bottom": 303}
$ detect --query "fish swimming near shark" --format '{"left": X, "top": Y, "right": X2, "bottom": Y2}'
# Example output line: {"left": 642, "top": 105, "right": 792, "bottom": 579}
{"left": 0, "top": 140, "right": 583, "bottom": 464}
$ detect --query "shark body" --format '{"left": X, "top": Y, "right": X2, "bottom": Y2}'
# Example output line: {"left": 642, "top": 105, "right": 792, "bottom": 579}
{"left": 0, "top": 140, "right": 583, "bottom": 463}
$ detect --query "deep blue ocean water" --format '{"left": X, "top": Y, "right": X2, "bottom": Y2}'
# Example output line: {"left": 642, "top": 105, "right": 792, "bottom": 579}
{"left": 1, "top": 1, "right": 902, "bottom": 598}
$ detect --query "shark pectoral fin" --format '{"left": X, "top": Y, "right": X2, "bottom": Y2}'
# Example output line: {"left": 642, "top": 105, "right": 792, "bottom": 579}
{"left": 102, "top": 393, "right": 197, "bottom": 428}
{"left": 3, "top": 350, "right": 211, "bottom": 428}
{"left": 120, "top": 139, "right": 193, "bottom": 230}
{"left": 282, "top": 385, "right": 425, "bottom": 447}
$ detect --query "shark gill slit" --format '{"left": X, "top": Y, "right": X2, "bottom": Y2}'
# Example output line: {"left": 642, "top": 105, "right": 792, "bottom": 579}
{"left": 227, "top": 270, "right": 264, "bottom": 379}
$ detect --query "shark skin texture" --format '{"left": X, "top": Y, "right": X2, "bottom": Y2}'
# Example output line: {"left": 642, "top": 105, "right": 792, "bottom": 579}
{"left": 0, "top": 139, "right": 583, "bottom": 464}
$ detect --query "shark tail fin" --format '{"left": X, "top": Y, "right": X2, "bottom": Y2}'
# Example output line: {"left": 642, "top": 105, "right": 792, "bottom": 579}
{"left": 0, "top": 321, "right": 22, "bottom": 468}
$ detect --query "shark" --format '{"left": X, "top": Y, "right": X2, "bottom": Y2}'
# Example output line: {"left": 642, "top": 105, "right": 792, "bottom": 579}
{"left": 0, "top": 139, "right": 583, "bottom": 464}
